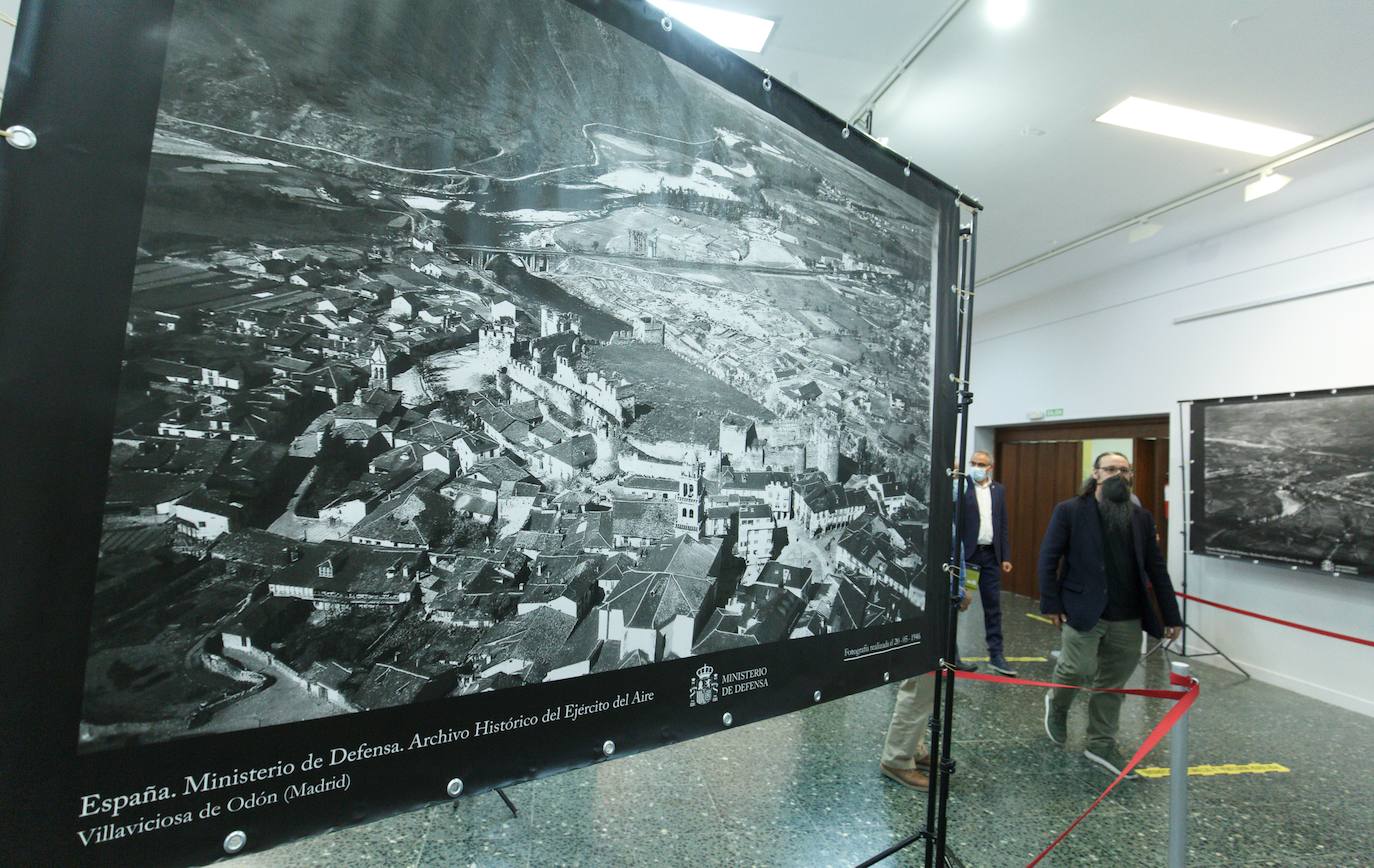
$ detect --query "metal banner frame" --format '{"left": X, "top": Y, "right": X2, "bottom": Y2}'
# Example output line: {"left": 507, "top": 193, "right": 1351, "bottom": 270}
{"left": 1188, "top": 385, "right": 1374, "bottom": 581}
{"left": 0, "top": 1, "right": 971, "bottom": 863}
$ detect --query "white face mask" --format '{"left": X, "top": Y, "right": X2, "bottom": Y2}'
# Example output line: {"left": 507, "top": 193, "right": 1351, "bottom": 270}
{"left": 969, "top": 466, "right": 989, "bottom": 484}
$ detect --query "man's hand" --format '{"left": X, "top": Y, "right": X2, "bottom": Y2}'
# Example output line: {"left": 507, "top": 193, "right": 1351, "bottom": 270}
{"left": 1047, "top": 613, "right": 1067, "bottom": 627}
{"left": 959, "top": 593, "right": 972, "bottom": 612}
{"left": 1001, "top": 561, "right": 1013, "bottom": 574}
{"left": 1164, "top": 625, "right": 1182, "bottom": 642}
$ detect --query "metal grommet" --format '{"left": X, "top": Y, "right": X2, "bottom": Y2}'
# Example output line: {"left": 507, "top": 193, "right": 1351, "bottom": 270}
{"left": 223, "top": 830, "right": 248, "bottom": 855}
{"left": 813, "top": 690, "right": 822, "bottom": 702}
{"left": 2, "top": 125, "right": 38, "bottom": 150}
{"left": 883, "top": 671, "right": 891, "bottom": 682}
{"left": 841, "top": 125, "right": 850, "bottom": 139}
{"left": 602, "top": 740, "right": 616, "bottom": 757}
{"left": 661, "top": 16, "right": 672, "bottom": 32}
{"left": 903, "top": 162, "right": 911, "bottom": 178}
{"left": 446, "top": 778, "right": 464, "bottom": 798}
{"left": 722, "top": 712, "right": 733, "bottom": 727}
{"left": 762, "top": 70, "right": 772, "bottom": 92}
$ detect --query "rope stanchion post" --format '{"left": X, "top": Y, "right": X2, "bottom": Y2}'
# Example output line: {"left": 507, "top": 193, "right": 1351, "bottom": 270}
{"left": 1168, "top": 661, "right": 1191, "bottom": 868}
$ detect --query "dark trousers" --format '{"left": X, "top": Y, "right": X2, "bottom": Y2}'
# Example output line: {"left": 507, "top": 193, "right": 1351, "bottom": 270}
{"left": 966, "top": 545, "right": 1003, "bottom": 657}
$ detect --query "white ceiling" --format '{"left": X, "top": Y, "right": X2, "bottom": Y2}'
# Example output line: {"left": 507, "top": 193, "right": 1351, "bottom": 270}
{"left": 731, "top": 0, "right": 1374, "bottom": 311}
{"left": 6, "top": 1, "right": 1374, "bottom": 313}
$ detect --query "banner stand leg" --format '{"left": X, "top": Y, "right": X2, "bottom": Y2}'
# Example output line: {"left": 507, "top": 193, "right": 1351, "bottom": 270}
{"left": 495, "top": 787, "right": 518, "bottom": 818}
{"left": 1157, "top": 627, "right": 1250, "bottom": 681}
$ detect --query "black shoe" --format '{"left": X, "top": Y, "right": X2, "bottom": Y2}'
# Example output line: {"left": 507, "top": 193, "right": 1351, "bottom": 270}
{"left": 950, "top": 658, "right": 978, "bottom": 672}
{"left": 1084, "top": 745, "right": 1140, "bottom": 780}
{"left": 988, "top": 655, "right": 1018, "bottom": 677}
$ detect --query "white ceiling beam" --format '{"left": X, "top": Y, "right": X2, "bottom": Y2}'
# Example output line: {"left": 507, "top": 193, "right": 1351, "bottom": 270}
{"left": 848, "top": 0, "right": 972, "bottom": 127}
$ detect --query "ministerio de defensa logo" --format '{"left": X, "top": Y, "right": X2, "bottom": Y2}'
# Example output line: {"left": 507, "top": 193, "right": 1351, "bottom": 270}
{"left": 689, "top": 663, "right": 770, "bottom": 707}
{"left": 689, "top": 664, "right": 719, "bottom": 706}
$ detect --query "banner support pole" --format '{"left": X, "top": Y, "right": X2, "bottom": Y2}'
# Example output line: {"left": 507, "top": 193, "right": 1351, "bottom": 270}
{"left": 1157, "top": 401, "right": 1249, "bottom": 680}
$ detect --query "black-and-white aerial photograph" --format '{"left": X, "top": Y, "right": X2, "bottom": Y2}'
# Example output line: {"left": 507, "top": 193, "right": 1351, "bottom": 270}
{"left": 1197, "top": 390, "right": 1374, "bottom": 577}
{"left": 82, "top": 0, "right": 938, "bottom": 751}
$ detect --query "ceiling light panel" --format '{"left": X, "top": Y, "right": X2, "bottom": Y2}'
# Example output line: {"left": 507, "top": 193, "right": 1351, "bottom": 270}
{"left": 984, "top": 0, "right": 1029, "bottom": 29}
{"left": 649, "top": 1, "right": 776, "bottom": 53}
{"left": 1095, "top": 96, "right": 1312, "bottom": 156}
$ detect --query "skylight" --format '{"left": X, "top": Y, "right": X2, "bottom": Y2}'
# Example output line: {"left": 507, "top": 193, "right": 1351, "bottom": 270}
{"left": 1095, "top": 97, "right": 1312, "bottom": 157}
{"left": 649, "top": 1, "right": 776, "bottom": 53}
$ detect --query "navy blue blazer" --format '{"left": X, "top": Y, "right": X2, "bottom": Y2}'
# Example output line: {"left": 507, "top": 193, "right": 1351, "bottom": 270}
{"left": 958, "top": 481, "right": 1009, "bottom": 564}
{"left": 1036, "top": 494, "right": 1182, "bottom": 638}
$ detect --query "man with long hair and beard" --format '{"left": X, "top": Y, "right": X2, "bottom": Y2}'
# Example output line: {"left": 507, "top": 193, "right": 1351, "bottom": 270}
{"left": 1037, "top": 452, "right": 1183, "bottom": 778}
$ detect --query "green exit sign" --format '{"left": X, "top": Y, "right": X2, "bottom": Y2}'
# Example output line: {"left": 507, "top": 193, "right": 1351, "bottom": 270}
{"left": 1045, "top": 408, "right": 1064, "bottom": 418}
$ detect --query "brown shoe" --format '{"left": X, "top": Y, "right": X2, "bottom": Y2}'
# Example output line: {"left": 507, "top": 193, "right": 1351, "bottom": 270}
{"left": 880, "top": 763, "right": 930, "bottom": 791}
{"left": 915, "top": 753, "right": 932, "bottom": 771}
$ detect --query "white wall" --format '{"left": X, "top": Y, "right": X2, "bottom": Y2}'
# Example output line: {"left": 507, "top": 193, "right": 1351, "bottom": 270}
{"left": 968, "top": 184, "right": 1374, "bottom": 716}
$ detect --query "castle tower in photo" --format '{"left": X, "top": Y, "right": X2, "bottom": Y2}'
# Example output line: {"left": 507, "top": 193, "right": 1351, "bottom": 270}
{"left": 540, "top": 305, "right": 582, "bottom": 338}
{"left": 676, "top": 450, "right": 705, "bottom": 539}
{"left": 590, "top": 422, "right": 620, "bottom": 480}
{"left": 811, "top": 418, "right": 840, "bottom": 483}
{"left": 632, "top": 315, "right": 665, "bottom": 345}
{"left": 369, "top": 341, "right": 391, "bottom": 391}
{"left": 477, "top": 318, "right": 518, "bottom": 373}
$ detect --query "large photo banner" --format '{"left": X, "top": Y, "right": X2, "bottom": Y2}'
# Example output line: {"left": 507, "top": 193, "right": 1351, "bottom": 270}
{"left": 1190, "top": 387, "right": 1374, "bottom": 579}
{"left": 0, "top": 1, "right": 963, "bottom": 863}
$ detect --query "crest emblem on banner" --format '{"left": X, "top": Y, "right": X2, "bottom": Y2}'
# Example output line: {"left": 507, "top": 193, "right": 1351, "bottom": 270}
{"left": 689, "top": 664, "right": 719, "bottom": 706}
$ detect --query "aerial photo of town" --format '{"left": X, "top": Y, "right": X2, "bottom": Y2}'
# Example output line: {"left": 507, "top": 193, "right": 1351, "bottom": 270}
{"left": 81, "top": 0, "right": 941, "bottom": 750}
{"left": 1200, "top": 392, "right": 1374, "bottom": 575}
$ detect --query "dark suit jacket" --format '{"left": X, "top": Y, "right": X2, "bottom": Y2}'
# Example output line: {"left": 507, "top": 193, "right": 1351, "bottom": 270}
{"left": 1037, "top": 494, "right": 1182, "bottom": 638}
{"left": 958, "top": 481, "right": 1009, "bottom": 564}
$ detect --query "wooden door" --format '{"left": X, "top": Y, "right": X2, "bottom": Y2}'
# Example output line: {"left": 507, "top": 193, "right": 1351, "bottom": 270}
{"left": 1132, "top": 436, "right": 1170, "bottom": 561}
{"left": 995, "top": 441, "right": 1083, "bottom": 598}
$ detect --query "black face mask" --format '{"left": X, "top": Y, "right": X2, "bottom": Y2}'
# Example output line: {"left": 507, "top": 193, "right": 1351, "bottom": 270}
{"left": 1101, "top": 475, "right": 1131, "bottom": 504}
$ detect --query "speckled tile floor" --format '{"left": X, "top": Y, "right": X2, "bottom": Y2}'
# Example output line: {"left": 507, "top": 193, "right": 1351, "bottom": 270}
{"left": 228, "top": 594, "right": 1374, "bottom": 867}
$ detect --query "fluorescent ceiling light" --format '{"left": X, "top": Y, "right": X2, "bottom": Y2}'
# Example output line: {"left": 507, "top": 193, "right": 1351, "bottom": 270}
{"left": 1096, "top": 97, "right": 1312, "bottom": 156}
{"left": 649, "top": 1, "right": 776, "bottom": 53}
{"left": 984, "top": 0, "right": 1029, "bottom": 29}
{"left": 1244, "top": 171, "right": 1291, "bottom": 202}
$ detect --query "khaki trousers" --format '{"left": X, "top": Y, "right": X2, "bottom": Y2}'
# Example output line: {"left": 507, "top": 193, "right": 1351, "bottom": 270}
{"left": 881, "top": 672, "right": 935, "bottom": 769}
{"left": 1049, "top": 618, "right": 1142, "bottom": 753}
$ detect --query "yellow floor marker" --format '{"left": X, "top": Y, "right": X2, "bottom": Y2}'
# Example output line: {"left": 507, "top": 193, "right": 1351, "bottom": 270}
{"left": 1134, "top": 763, "right": 1290, "bottom": 779}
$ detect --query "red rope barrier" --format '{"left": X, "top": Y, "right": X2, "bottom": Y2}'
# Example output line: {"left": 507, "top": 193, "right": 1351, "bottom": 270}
{"left": 1178, "top": 592, "right": 1374, "bottom": 648}
{"left": 951, "top": 669, "right": 1201, "bottom": 867}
